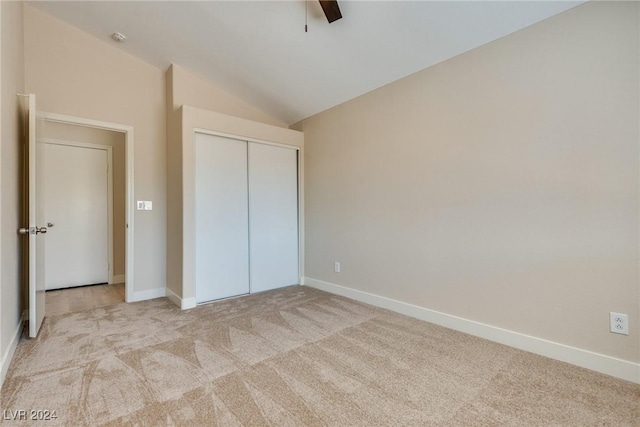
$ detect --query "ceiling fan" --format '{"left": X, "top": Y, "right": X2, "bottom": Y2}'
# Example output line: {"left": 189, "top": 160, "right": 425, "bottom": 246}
{"left": 319, "top": 0, "right": 342, "bottom": 23}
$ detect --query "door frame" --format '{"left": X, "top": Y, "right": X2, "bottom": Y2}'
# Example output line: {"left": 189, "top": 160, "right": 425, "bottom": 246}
{"left": 38, "top": 112, "right": 135, "bottom": 303}
{"left": 38, "top": 138, "right": 115, "bottom": 286}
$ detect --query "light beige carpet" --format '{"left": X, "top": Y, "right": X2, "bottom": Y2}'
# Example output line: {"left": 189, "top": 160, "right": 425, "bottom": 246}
{"left": 1, "top": 286, "right": 638, "bottom": 426}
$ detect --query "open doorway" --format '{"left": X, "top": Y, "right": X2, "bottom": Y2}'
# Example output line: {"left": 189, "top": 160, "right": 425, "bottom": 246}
{"left": 38, "top": 112, "right": 134, "bottom": 315}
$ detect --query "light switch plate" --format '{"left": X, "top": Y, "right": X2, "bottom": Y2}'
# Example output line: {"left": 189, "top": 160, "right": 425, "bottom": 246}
{"left": 137, "top": 201, "right": 153, "bottom": 211}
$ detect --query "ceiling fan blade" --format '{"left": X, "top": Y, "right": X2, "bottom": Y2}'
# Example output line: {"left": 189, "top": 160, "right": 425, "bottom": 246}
{"left": 319, "top": 0, "right": 342, "bottom": 23}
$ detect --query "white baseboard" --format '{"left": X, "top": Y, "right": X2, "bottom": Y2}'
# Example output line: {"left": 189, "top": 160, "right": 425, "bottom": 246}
{"left": 304, "top": 277, "right": 640, "bottom": 384}
{"left": 1, "top": 313, "right": 25, "bottom": 388}
{"left": 130, "top": 287, "right": 166, "bottom": 302}
{"left": 111, "top": 274, "right": 125, "bottom": 284}
{"left": 165, "top": 287, "right": 196, "bottom": 310}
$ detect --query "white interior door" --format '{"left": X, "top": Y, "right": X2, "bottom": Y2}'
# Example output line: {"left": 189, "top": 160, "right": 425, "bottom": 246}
{"left": 248, "top": 142, "right": 299, "bottom": 293}
{"left": 41, "top": 142, "right": 109, "bottom": 289}
{"left": 195, "top": 133, "right": 250, "bottom": 303}
{"left": 20, "top": 94, "right": 46, "bottom": 337}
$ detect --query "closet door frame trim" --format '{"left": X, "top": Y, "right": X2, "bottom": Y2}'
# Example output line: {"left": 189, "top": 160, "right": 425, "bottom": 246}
{"left": 194, "top": 128, "right": 301, "bottom": 151}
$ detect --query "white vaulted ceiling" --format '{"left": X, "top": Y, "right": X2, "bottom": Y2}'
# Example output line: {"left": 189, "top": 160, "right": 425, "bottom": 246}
{"left": 28, "top": 1, "right": 583, "bottom": 125}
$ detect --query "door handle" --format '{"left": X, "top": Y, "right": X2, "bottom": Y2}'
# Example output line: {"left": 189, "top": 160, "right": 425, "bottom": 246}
{"left": 17, "top": 227, "right": 47, "bottom": 235}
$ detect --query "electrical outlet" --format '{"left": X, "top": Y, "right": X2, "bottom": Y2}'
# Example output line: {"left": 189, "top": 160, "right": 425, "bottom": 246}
{"left": 610, "top": 312, "right": 629, "bottom": 335}
{"left": 334, "top": 262, "right": 341, "bottom": 273}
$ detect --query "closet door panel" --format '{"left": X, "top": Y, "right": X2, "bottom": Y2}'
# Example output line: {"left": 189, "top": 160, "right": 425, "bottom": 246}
{"left": 195, "top": 133, "right": 249, "bottom": 303}
{"left": 249, "top": 143, "right": 299, "bottom": 293}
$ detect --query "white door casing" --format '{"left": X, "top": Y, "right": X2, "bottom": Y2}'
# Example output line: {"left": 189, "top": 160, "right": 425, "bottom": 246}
{"left": 40, "top": 139, "right": 112, "bottom": 290}
{"left": 38, "top": 112, "right": 134, "bottom": 303}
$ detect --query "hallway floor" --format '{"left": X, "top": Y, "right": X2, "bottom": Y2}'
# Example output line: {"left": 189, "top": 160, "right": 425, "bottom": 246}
{"left": 45, "top": 283, "right": 125, "bottom": 316}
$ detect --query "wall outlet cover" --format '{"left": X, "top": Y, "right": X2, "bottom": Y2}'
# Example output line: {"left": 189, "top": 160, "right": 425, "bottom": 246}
{"left": 610, "top": 312, "right": 629, "bottom": 335}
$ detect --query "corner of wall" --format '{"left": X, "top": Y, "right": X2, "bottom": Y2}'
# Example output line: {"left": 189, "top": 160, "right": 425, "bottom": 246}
{"left": 288, "top": 120, "right": 304, "bottom": 133}
{"left": 165, "top": 286, "right": 195, "bottom": 310}
{"left": 165, "top": 66, "right": 183, "bottom": 300}
{"left": 166, "top": 63, "right": 175, "bottom": 111}
{"left": 0, "top": 314, "right": 24, "bottom": 388}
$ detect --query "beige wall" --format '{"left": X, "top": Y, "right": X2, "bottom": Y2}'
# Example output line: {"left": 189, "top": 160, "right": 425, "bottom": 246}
{"left": 1, "top": 0, "right": 25, "bottom": 384}
{"left": 24, "top": 5, "right": 166, "bottom": 294}
{"left": 41, "top": 122, "right": 126, "bottom": 278}
{"left": 296, "top": 2, "right": 639, "bottom": 363}
{"left": 169, "top": 64, "right": 287, "bottom": 128}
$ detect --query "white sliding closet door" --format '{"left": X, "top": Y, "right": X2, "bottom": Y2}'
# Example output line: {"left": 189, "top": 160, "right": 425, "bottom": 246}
{"left": 195, "top": 133, "right": 249, "bottom": 303}
{"left": 249, "top": 142, "right": 299, "bottom": 293}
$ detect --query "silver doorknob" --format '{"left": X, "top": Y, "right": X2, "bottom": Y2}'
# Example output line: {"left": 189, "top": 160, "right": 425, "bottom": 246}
{"left": 47, "top": 222, "right": 54, "bottom": 227}
{"left": 17, "top": 227, "right": 46, "bottom": 235}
